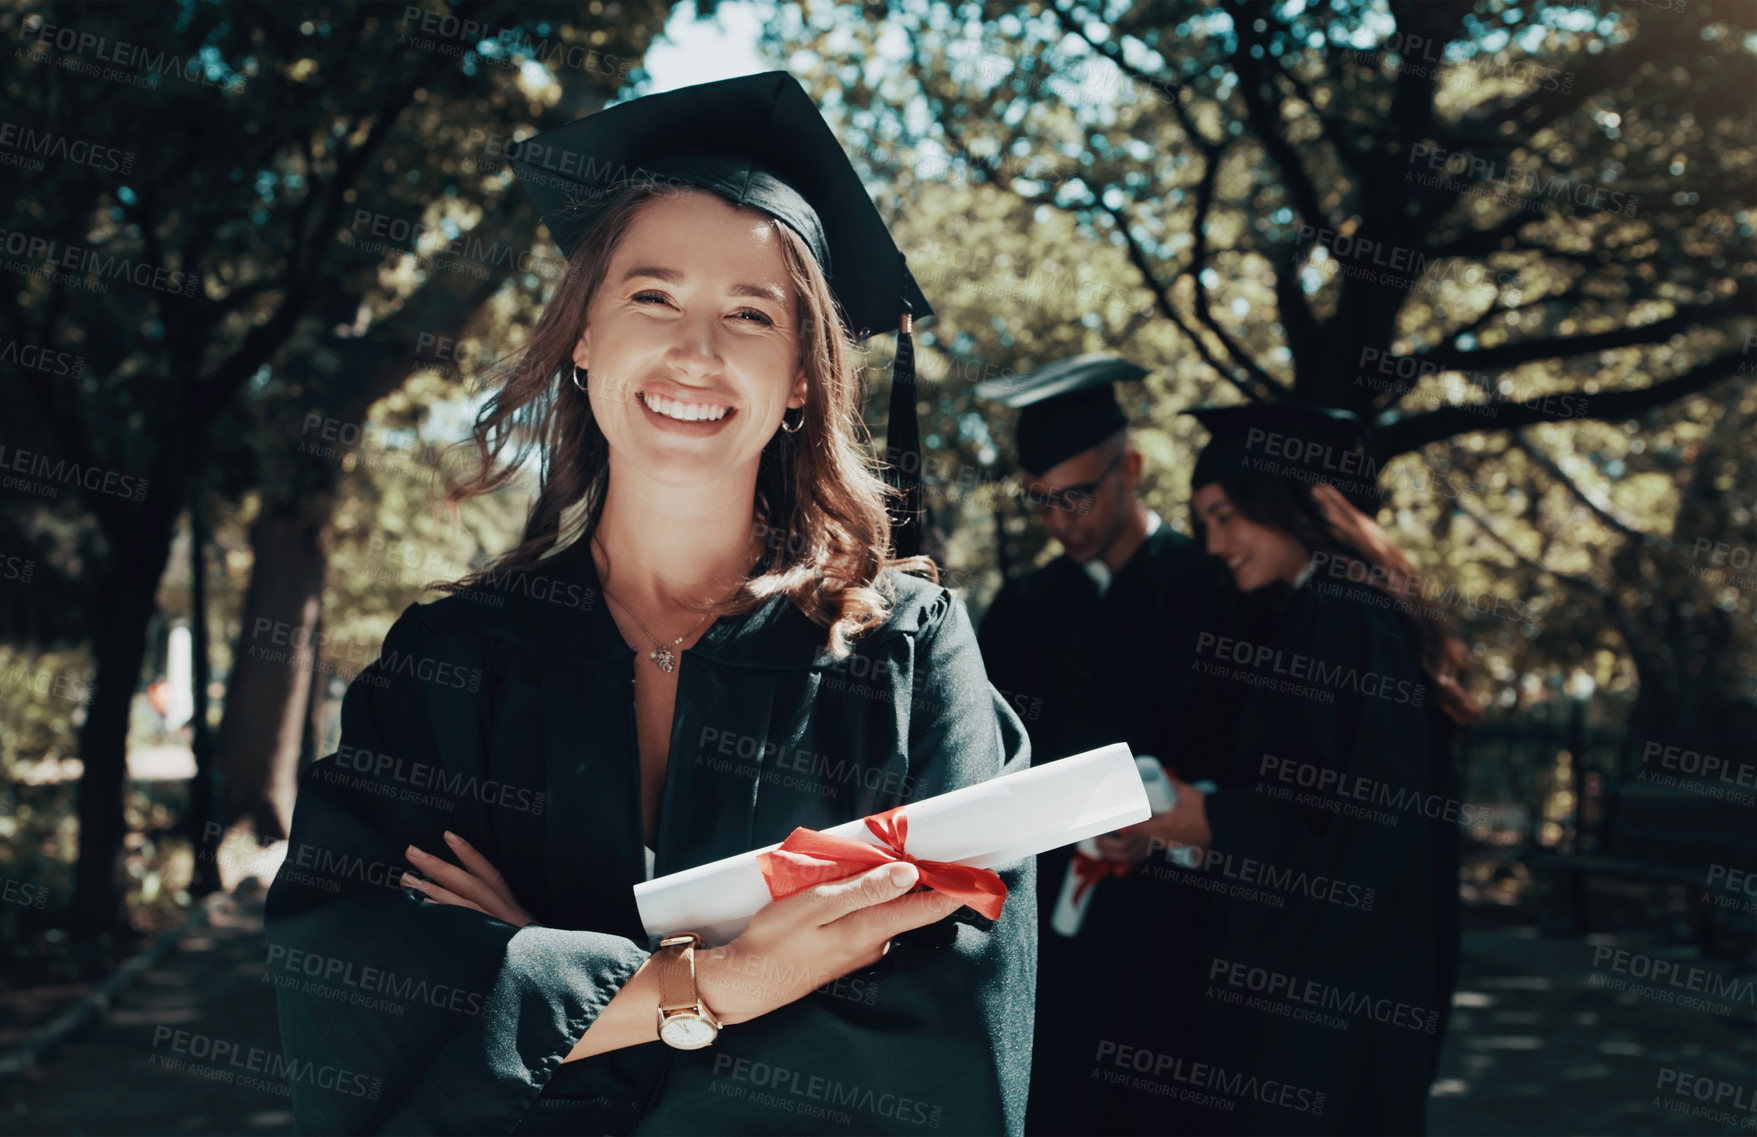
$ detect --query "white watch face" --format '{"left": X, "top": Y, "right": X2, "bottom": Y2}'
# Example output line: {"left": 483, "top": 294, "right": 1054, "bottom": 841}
{"left": 660, "top": 1013, "right": 717, "bottom": 1050}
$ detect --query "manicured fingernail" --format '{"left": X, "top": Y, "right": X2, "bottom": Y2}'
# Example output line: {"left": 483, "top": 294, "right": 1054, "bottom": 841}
{"left": 443, "top": 830, "right": 462, "bottom": 846}
{"left": 400, "top": 873, "right": 418, "bottom": 887}
{"left": 887, "top": 863, "right": 918, "bottom": 888}
{"left": 407, "top": 846, "right": 430, "bottom": 861}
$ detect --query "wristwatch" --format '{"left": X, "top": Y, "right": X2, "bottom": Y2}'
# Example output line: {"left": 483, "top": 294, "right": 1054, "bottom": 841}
{"left": 654, "top": 932, "right": 721, "bottom": 1050}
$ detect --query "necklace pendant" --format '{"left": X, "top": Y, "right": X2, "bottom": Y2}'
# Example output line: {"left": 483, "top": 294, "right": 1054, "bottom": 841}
{"left": 650, "top": 648, "right": 676, "bottom": 673}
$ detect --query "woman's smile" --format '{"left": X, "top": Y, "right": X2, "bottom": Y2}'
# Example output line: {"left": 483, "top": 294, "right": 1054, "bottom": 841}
{"left": 639, "top": 390, "right": 733, "bottom": 423}
{"left": 637, "top": 384, "right": 739, "bottom": 434}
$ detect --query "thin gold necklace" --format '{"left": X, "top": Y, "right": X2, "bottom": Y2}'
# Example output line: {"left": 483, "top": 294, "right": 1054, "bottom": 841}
{"left": 601, "top": 589, "right": 713, "bottom": 674}
{"left": 592, "top": 533, "right": 764, "bottom": 673}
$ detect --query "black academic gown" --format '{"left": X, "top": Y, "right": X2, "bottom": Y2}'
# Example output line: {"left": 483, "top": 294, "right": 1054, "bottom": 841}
{"left": 263, "top": 540, "right": 1036, "bottom": 1136}
{"left": 976, "top": 521, "right": 1239, "bottom": 1136}
{"left": 1194, "top": 574, "right": 1461, "bottom": 1136}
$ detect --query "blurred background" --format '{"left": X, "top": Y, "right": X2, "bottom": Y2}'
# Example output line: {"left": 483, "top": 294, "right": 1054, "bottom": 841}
{"left": 1, "top": 0, "right": 1752, "bottom": 1133}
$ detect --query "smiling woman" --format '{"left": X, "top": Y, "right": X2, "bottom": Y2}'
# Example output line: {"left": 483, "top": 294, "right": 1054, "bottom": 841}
{"left": 1172, "top": 401, "right": 1483, "bottom": 1135}
{"left": 262, "top": 72, "right": 1035, "bottom": 1137}
{"left": 442, "top": 163, "right": 912, "bottom": 657}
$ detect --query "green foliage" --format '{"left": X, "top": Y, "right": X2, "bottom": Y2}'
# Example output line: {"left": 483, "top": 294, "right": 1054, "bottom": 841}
{"left": 764, "top": 0, "right": 1757, "bottom": 724}
{"left": 312, "top": 381, "right": 535, "bottom": 754}
{"left": 0, "top": 0, "right": 669, "bottom": 931}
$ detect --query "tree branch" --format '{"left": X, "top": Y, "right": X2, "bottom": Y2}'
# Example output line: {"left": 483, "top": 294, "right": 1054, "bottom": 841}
{"left": 1378, "top": 348, "right": 1750, "bottom": 455}
{"left": 1272, "top": 236, "right": 1319, "bottom": 368}
{"left": 1266, "top": 48, "right": 1366, "bottom": 182}
{"left": 1185, "top": 140, "right": 1283, "bottom": 396}
{"left": 1381, "top": 0, "right": 1469, "bottom": 187}
{"left": 1446, "top": 286, "right": 1589, "bottom": 349}
{"left": 1509, "top": 433, "right": 1647, "bottom": 540}
{"left": 908, "top": 25, "right": 1284, "bottom": 403}
{"left": 1450, "top": 15, "right": 1691, "bottom": 153}
{"left": 1221, "top": 0, "right": 1329, "bottom": 233}
{"left": 1102, "top": 203, "right": 1281, "bottom": 402}
{"left": 1046, "top": 0, "right": 1221, "bottom": 149}
{"left": 183, "top": 47, "right": 451, "bottom": 430}
{"left": 1418, "top": 290, "right": 1752, "bottom": 372}
{"left": 1451, "top": 487, "right": 1607, "bottom": 599}
{"left": 1425, "top": 210, "right": 1541, "bottom": 260}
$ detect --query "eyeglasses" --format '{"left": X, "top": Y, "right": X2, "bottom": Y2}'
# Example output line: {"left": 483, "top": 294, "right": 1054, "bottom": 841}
{"left": 1020, "top": 453, "right": 1125, "bottom": 517}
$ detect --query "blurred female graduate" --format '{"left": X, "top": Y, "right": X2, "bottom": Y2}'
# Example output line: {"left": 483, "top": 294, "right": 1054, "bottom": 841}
{"left": 1121, "top": 403, "right": 1481, "bottom": 1136}
{"left": 263, "top": 72, "right": 1034, "bottom": 1136}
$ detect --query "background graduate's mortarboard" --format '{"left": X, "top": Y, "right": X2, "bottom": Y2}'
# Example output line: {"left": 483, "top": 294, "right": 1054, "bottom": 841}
{"left": 974, "top": 353, "right": 1148, "bottom": 475}
{"left": 506, "top": 71, "right": 934, "bottom": 556}
{"left": 1183, "top": 401, "right": 1383, "bottom": 513}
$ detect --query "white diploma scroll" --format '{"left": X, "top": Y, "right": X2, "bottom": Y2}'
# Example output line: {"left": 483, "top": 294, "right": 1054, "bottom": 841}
{"left": 634, "top": 742, "right": 1148, "bottom": 945}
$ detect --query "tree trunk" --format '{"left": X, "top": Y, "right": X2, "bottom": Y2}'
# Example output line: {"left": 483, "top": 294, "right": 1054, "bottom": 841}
{"left": 71, "top": 522, "right": 179, "bottom": 935}
{"left": 217, "top": 482, "right": 335, "bottom": 840}
{"left": 300, "top": 606, "right": 328, "bottom": 776}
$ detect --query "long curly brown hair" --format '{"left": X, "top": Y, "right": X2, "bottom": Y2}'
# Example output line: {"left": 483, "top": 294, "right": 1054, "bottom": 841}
{"left": 1193, "top": 474, "right": 1483, "bottom": 727}
{"left": 432, "top": 181, "right": 933, "bottom": 654}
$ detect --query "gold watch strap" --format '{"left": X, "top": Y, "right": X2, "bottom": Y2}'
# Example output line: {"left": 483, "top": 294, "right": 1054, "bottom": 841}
{"left": 656, "top": 933, "right": 705, "bottom": 1013}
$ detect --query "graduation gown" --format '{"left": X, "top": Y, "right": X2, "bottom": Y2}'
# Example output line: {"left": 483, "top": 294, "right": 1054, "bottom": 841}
{"left": 263, "top": 541, "right": 1036, "bottom": 1136}
{"left": 976, "top": 519, "right": 1240, "bottom": 1136}
{"left": 1195, "top": 574, "right": 1461, "bottom": 1136}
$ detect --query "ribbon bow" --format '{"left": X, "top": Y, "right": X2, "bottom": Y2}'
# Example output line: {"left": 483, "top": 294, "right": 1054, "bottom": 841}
{"left": 755, "top": 805, "right": 1008, "bottom": 920}
{"left": 1069, "top": 848, "right": 1132, "bottom": 904}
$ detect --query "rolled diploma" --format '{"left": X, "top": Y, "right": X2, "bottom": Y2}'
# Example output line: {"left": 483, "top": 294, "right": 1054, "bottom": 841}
{"left": 635, "top": 742, "right": 1147, "bottom": 945}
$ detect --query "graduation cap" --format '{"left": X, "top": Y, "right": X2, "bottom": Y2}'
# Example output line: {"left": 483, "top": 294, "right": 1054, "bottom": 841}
{"left": 1183, "top": 402, "right": 1383, "bottom": 513}
{"left": 506, "top": 71, "right": 934, "bottom": 557}
{"left": 973, "top": 353, "right": 1148, "bottom": 475}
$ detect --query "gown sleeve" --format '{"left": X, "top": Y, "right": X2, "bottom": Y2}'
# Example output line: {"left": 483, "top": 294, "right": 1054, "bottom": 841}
{"left": 901, "top": 587, "right": 1038, "bottom": 1129}
{"left": 634, "top": 586, "right": 1038, "bottom": 1137}
{"left": 262, "top": 604, "right": 653, "bottom": 1136}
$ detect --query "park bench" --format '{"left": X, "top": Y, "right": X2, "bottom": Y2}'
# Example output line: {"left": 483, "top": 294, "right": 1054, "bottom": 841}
{"left": 1526, "top": 779, "right": 1757, "bottom": 957}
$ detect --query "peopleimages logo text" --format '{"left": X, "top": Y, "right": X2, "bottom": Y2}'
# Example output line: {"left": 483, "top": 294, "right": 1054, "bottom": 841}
{"left": 1195, "top": 632, "right": 1425, "bottom": 706}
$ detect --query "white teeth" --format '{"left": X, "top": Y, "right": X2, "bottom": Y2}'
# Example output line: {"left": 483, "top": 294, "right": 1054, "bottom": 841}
{"left": 642, "top": 392, "right": 729, "bottom": 422}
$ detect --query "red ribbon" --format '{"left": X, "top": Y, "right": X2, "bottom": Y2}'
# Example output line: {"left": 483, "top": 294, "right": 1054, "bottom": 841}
{"left": 1069, "top": 848, "right": 1131, "bottom": 904}
{"left": 755, "top": 805, "right": 1008, "bottom": 921}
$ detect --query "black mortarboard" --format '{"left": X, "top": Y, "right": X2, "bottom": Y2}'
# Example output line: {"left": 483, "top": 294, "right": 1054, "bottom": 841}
{"left": 506, "top": 71, "right": 934, "bottom": 556}
{"left": 973, "top": 353, "right": 1146, "bottom": 474}
{"left": 1183, "top": 402, "right": 1382, "bottom": 512}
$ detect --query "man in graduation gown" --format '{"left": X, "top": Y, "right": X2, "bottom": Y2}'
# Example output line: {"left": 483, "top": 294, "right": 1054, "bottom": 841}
{"left": 262, "top": 539, "right": 1037, "bottom": 1135}
{"left": 972, "top": 355, "right": 1238, "bottom": 1135}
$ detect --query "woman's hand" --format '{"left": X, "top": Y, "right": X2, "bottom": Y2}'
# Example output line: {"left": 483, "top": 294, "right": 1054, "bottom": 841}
{"left": 694, "top": 862, "right": 963, "bottom": 1026}
{"left": 402, "top": 830, "right": 533, "bottom": 928}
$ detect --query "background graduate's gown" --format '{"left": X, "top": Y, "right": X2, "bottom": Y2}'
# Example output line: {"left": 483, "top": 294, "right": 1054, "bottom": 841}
{"left": 976, "top": 518, "right": 1240, "bottom": 1136}
{"left": 1197, "top": 574, "right": 1461, "bottom": 1136}
{"left": 263, "top": 542, "right": 1036, "bottom": 1136}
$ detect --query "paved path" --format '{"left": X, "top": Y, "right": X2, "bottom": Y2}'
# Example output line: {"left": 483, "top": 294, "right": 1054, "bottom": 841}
{"left": 4, "top": 889, "right": 1753, "bottom": 1136}
{"left": 1, "top": 883, "right": 288, "bottom": 1137}
{"left": 1431, "top": 921, "right": 1756, "bottom": 1136}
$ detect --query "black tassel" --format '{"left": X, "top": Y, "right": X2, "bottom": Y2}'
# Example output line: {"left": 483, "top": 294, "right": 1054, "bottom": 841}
{"left": 885, "top": 297, "right": 925, "bottom": 561}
